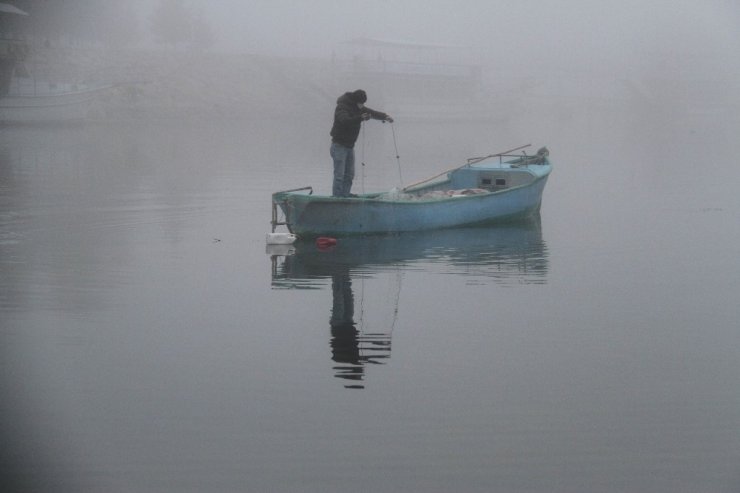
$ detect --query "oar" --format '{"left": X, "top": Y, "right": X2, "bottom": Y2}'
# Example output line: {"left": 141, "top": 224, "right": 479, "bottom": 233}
{"left": 401, "top": 144, "right": 531, "bottom": 192}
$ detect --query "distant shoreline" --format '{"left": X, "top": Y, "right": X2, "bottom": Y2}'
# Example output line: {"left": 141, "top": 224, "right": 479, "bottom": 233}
{"left": 6, "top": 45, "right": 336, "bottom": 122}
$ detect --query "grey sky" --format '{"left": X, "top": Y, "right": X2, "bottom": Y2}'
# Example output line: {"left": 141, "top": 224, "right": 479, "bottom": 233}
{"left": 191, "top": 0, "right": 738, "bottom": 74}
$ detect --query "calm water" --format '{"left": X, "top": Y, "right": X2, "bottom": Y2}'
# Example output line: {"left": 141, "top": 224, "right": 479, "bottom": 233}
{"left": 2, "top": 107, "right": 740, "bottom": 492}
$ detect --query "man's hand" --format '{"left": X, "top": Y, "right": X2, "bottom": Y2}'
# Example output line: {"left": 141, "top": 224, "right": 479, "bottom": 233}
{"left": 384, "top": 115, "right": 394, "bottom": 123}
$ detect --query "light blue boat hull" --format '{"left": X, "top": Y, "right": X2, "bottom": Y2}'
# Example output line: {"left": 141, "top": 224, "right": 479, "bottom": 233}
{"left": 273, "top": 158, "right": 552, "bottom": 237}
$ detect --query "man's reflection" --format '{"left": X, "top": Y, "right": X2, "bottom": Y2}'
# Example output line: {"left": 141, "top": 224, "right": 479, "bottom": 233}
{"left": 330, "top": 272, "right": 365, "bottom": 388}
{"left": 329, "top": 270, "right": 394, "bottom": 389}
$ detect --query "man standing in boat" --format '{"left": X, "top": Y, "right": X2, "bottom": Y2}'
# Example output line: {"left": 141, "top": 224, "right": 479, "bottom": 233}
{"left": 330, "top": 89, "right": 393, "bottom": 197}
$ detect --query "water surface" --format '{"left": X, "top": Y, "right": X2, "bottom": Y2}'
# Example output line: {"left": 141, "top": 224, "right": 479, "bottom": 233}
{"left": 2, "top": 108, "right": 740, "bottom": 492}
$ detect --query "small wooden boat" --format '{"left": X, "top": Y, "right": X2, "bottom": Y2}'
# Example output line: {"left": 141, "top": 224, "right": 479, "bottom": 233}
{"left": 271, "top": 145, "right": 552, "bottom": 237}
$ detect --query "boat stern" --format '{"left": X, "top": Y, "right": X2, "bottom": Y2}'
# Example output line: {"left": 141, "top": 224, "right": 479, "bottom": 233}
{"left": 271, "top": 186, "right": 314, "bottom": 234}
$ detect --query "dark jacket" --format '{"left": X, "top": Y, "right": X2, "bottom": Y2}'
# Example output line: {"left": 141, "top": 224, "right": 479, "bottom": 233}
{"left": 330, "top": 92, "right": 388, "bottom": 148}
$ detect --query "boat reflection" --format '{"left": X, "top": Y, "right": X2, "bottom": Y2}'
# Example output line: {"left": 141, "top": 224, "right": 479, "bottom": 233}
{"left": 269, "top": 216, "right": 548, "bottom": 388}
{"left": 270, "top": 215, "right": 548, "bottom": 287}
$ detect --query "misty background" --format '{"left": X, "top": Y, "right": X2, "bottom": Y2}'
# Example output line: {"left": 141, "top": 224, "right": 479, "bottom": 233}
{"left": 6, "top": 0, "right": 739, "bottom": 123}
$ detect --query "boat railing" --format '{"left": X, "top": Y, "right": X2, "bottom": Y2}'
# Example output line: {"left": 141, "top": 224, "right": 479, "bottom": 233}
{"left": 467, "top": 153, "right": 527, "bottom": 165}
{"left": 273, "top": 186, "right": 313, "bottom": 195}
{"left": 271, "top": 186, "right": 312, "bottom": 233}
{"left": 504, "top": 147, "right": 550, "bottom": 167}
{"left": 467, "top": 147, "right": 549, "bottom": 167}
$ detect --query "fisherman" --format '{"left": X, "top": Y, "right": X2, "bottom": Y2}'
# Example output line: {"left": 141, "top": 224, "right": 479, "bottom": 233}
{"left": 329, "top": 89, "right": 393, "bottom": 197}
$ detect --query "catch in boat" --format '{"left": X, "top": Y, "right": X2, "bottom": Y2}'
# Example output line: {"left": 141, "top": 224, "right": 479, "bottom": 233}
{"left": 271, "top": 145, "right": 552, "bottom": 238}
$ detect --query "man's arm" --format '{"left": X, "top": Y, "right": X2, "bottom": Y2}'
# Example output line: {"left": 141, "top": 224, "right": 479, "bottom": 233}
{"left": 364, "top": 107, "right": 393, "bottom": 122}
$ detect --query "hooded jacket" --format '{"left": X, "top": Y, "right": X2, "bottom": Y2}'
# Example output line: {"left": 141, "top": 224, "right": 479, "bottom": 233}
{"left": 330, "top": 92, "right": 388, "bottom": 148}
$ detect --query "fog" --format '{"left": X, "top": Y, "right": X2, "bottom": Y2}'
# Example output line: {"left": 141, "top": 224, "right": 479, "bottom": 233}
{"left": 206, "top": 0, "right": 739, "bottom": 72}
{"left": 4, "top": 2, "right": 740, "bottom": 492}
{"left": 16, "top": 0, "right": 740, "bottom": 85}
{"left": 5, "top": 0, "right": 735, "bottom": 146}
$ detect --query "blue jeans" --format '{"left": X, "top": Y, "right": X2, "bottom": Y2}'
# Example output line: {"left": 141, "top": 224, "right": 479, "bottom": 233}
{"left": 331, "top": 142, "right": 355, "bottom": 197}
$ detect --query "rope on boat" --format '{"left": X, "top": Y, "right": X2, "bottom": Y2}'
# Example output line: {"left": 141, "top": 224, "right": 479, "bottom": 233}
{"left": 360, "top": 124, "right": 366, "bottom": 194}
{"left": 390, "top": 122, "right": 403, "bottom": 188}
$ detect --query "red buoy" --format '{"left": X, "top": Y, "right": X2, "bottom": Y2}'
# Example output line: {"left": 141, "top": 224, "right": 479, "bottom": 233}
{"left": 315, "top": 237, "right": 337, "bottom": 250}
